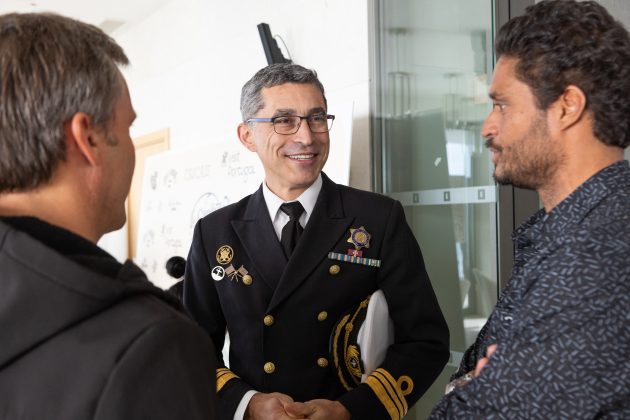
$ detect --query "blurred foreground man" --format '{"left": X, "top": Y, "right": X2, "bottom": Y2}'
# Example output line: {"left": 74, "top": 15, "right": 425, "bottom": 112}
{"left": 184, "top": 63, "right": 449, "bottom": 420}
{"left": 431, "top": 1, "right": 630, "bottom": 418}
{"left": 0, "top": 13, "right": 216, "bottom": 419}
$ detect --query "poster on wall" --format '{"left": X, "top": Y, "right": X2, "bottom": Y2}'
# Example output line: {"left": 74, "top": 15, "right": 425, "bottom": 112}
{"left": 135, "top": 141, "right": 264, "bottom": 290}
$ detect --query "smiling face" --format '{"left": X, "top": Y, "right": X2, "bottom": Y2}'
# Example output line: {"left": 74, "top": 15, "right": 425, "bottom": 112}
{"left": 238, "top": 82, "right": 329, "bottom": 200}
{"left": 482, "top": 57, "right": 563, "bottom": 190}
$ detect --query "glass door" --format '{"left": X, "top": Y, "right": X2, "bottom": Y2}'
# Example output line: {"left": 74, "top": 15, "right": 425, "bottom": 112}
{"left": 372, "top": 0, "right": 496, "bottom": 417}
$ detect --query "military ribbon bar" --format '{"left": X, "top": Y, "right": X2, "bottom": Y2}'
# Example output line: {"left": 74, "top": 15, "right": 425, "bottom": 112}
{"left": 328, "top": 252, "right": 381, "bottom": 268}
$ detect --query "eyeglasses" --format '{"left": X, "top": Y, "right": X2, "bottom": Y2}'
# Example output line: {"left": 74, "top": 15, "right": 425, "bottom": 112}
{"left": 246, "top": 114, "right": 335, "bottom": 135}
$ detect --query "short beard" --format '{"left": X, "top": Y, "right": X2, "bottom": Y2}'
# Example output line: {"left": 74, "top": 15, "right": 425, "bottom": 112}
{"left": 492, "top": 113, "right": 561, "bottom": 190}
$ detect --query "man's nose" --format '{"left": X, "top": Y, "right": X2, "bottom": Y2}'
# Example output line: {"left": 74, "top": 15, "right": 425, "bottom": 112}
{"left": 294, "top": 118, "right": 314, "bottom": 145}
{"left": 481, "top": 111, "right": 498, "bottom": 140}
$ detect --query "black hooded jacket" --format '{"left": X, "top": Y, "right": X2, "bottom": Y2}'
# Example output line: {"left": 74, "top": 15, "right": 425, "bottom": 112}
{"left": 0, "top": 217, "right": 216, "bottom": 419}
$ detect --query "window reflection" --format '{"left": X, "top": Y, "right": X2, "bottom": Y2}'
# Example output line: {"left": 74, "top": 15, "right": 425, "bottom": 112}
{"left": 376, "top": 0, "right": 496, "bottom": 417}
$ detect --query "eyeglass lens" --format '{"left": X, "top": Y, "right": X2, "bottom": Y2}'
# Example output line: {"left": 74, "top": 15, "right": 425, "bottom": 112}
{"left": 273, "top": 115, "right": 332, "bottom": 134}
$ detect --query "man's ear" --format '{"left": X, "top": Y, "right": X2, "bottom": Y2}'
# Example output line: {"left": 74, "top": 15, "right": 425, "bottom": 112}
{"left": 66, "top": 112, "right": 99, "bottom": 166}
{"left": 553, "top": 84, "right": 587, "bottom": 131}
{"left": 237, "top": 123, "right": 257, "bottom": 152}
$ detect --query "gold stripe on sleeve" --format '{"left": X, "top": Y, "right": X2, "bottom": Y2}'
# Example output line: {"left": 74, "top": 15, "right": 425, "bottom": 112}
{"left": 372, "top": 369, "right": 408, "bottom": 415}
{"left": 365, "top": 374, "right": 403, "bottom": 420}
{"left": 374, "top": 369, "right": 410, "bottom": 410}
{"left": 216, "top": 368, "right": 239, "bottom": 392}
{"left": 398, "top": 375, "right": 414, "bottom": 396}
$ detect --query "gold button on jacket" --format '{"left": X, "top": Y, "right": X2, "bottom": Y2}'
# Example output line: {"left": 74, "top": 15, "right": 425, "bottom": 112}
{"left": 263, "top": 315, "right": 274, "bottom": 326}
{"left": 317, "top": 311, "right": 328, "bottom": 321}
{"left": 264, "top": 362, "right": 275, "bottom": 374}
{"left": 329, "top": 264, "right": 340, "bottom": 275}
{"left": 317, "top": 358, "right": 329, "bottom": 368}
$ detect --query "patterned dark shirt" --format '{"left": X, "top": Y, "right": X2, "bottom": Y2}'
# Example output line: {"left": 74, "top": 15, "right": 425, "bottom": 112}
{"left": 430, "top": 161, "right": 630, "bottom": 419}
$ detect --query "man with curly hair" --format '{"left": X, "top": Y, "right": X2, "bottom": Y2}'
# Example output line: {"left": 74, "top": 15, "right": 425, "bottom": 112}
{"left": 430, "top": 1, "right": 630, "bottom": 418}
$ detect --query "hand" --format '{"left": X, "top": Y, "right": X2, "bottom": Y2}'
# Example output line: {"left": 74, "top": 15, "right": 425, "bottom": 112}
{"left": 444, "top": 344, "right": 498, "bottom": 394}
{"left": 474, "top": 344, "right": 497, "bottom": 376}
{"left": 284, "top": 399, "right": 351, "bottom": 420}
{"left": 245, "top": 392, "right": 300, "bottom": 420}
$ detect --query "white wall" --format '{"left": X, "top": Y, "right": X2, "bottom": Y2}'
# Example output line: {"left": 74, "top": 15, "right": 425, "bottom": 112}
{"left": 114, "top": 0, "right": 371, "bottom": 190}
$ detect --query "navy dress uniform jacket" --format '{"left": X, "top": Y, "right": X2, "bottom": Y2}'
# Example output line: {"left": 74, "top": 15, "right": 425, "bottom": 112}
{"left": 184, "top": 173, "right": 449, "bottom": 419}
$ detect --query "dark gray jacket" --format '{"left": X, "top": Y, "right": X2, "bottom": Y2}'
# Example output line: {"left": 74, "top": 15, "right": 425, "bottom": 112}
{"left": 0, "top": 218, "right": 216, "bottom": 420}
{"left": 430, "top": 161, "right": 630, "bottom": 419}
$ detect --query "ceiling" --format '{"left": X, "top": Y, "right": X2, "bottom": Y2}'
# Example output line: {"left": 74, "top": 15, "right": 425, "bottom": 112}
{"left": 0, "top": 0, "right": 173, "bottom": 33}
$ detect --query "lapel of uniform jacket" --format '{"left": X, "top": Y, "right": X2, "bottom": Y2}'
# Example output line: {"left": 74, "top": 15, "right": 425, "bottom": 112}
{"left": 267, "top": 174, "right": 354, "bottom": 311}
{"left": 231, "top": 186, "right": 286, "bottom": 291}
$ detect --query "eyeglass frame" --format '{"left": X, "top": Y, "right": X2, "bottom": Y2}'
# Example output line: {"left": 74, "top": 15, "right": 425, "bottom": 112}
{"left": 246, "top": 114, "right": 335, "bottom": 134}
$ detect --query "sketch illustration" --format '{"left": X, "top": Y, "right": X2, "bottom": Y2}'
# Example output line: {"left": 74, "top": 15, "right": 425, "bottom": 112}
{"left": 190, "top": 192, "right": 230, "bottom": 228}
{"left": 135, "top": 141, "right": 264, "bottom": 290}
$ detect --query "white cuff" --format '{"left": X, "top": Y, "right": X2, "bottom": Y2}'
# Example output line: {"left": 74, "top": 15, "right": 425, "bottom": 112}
{"left": 234, "top": 390, "right": 258, "bottom": 420}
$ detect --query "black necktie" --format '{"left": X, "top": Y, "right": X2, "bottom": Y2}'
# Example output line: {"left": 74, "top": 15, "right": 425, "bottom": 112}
{"left": 280, "top": 201, "right": 304, "bottom": 258}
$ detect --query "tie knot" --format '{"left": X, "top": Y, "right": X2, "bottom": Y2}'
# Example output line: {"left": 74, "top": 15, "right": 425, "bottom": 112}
{"left": 280, "top": 201, "right": 304, "bottom": 220}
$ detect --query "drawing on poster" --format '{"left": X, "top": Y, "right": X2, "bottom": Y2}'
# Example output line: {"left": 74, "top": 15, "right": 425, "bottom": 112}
{"left": 135, "top": 142, "right": 264, "bottom": 289}
{"left": 190, "top": 192, "right": 230, "bottom": 229}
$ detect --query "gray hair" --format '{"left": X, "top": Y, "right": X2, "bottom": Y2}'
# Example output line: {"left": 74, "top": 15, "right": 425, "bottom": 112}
{"left": 0, "top": 13, "right": 129, "bottom": 192}
{"left": 240, "top": 63, "right": 327, "bottom": 121}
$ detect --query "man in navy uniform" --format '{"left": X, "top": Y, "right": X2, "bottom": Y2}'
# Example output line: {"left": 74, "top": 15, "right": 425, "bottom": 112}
{"left": 184, "top": 63, "right": 449, "bottom": 420}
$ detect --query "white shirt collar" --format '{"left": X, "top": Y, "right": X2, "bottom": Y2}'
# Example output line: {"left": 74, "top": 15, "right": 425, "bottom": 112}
{"left": 262, "top": 174, "right": 323, "bottom": 240}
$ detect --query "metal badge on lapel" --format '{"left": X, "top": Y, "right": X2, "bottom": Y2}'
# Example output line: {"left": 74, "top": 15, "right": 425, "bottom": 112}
{"left": 216, "top": 245, "right": 233, "bottom": 265}
{"left": 212, "top": 245, "right": 252, "bottom": 284}
{"left": 211, "top": 266, "right": 225, "bottom": 281}
{"left": 225, "top": 264, "right": 250, "bottom": 283}
{"left": 347, "top": 226, "right": 371, "bottom": 257}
